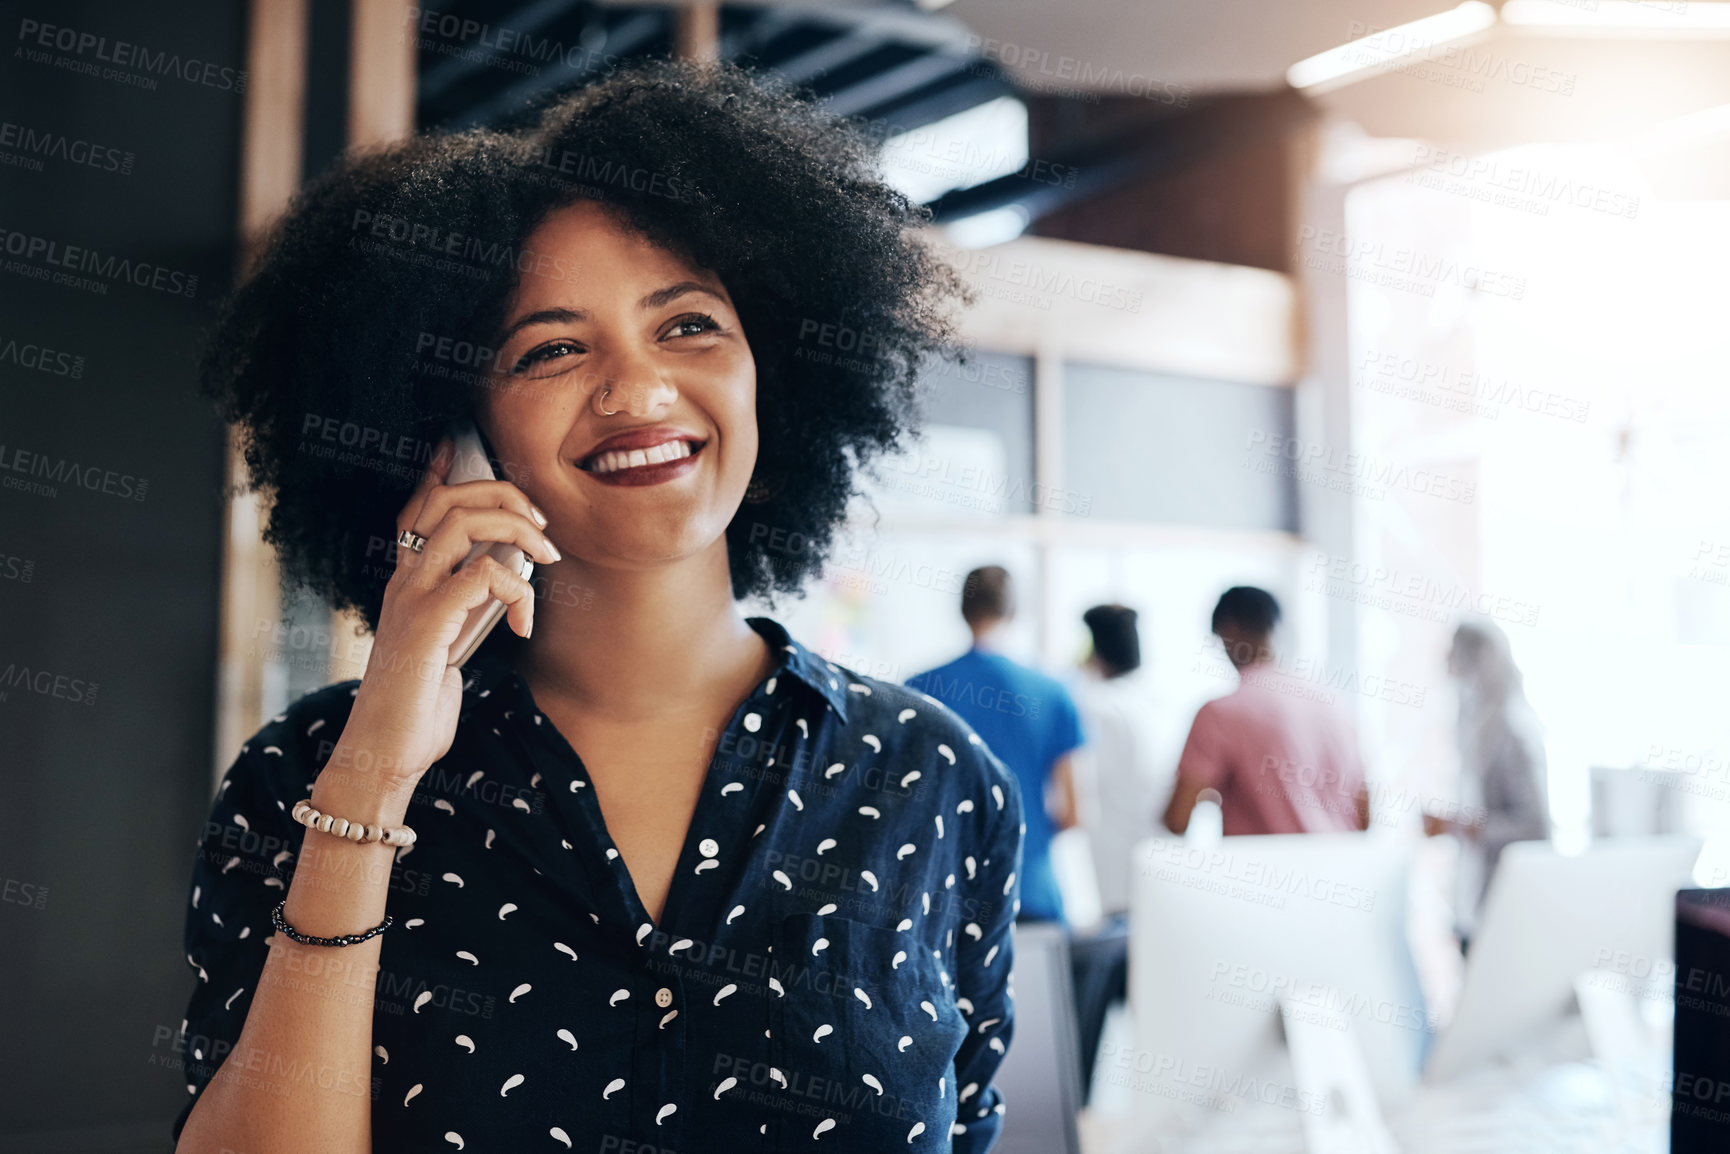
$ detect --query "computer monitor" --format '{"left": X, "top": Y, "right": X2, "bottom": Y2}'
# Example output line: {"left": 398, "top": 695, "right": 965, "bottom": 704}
{"left": 1671, "top": 888, "right": 1730, "bottom": 1153}
{"left": 993, "top": 920, "right": 1083, "bottom": 1154}
{"left": 1126, "top": 833, "right": 1427, "bottom": 1133}
{"left": 1426, "top": 835, "right": 1702, "bottom": 1083}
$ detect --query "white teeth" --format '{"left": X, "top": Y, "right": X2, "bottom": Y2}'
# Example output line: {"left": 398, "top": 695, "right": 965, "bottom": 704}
{"left": 586, "top": 440, "right": 694, "bottom": 475}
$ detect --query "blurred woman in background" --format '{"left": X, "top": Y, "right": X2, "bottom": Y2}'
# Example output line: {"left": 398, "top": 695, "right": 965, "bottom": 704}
{"left": 1425, "top": 619, "right": 1550, "bottom": 948}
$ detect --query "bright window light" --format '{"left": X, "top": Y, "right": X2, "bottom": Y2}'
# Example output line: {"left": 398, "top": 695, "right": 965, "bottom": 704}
{"left": 1692, "top": 838, "right": 1730, "bottom": 888}
{"left": 943, "top": 204, "right": 1031, "bottom": 250}
{"left": 1502, "top": 0, "right": 1730, "bottom": 31}
{"left": 1287, "top": 2, "right": 1497, "bottom": 90}
{"left": 1643, "top": 102, "right": 1730, "bottom": 150}
{"left": 879, "top": 96, "right": 1029, "bottom": 206}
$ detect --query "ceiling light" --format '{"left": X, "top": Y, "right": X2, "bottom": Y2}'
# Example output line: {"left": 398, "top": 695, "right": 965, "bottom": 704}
{"left": 1288, "top": 1, "right": 1498, "bottom": 91}
{"left": 1501, "top": 0, "right": 1730, "bottom": 32}
{"left": 880, "top": 97, "right": 1030, "bottom": 205}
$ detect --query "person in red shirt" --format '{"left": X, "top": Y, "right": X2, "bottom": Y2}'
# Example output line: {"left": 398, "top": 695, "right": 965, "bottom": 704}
{"left": 1164, "top": 587, "right": 1369, "bottom": 836}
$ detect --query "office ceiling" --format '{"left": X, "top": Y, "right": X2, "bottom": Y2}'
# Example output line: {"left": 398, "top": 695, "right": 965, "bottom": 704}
{"left": 419, "top": 1, "right": 1730, "bottom": 212}
{"left": 418, "top": 1, "right": 1018, "bottom": 131}
{"left": 945, "top": 0, "right": 1730, "bottom": 149}
{"left": 944, "top": 0, "right": 1452, "bottom": 91}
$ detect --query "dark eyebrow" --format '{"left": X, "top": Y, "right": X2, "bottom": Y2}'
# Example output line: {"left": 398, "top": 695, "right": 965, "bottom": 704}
{"left": 498, "top": 306, "right": 587, "bottom": 346}
{"left": 640, "top": 281, "right": 725, "bottom": 311}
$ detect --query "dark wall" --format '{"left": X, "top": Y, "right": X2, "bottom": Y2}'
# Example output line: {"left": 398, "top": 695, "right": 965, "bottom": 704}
{"left": 0, "top": 1, "right": 244, "bottom": 1149}
{"left": 1028, "top": 90, "right": 1317, "bottom": 275}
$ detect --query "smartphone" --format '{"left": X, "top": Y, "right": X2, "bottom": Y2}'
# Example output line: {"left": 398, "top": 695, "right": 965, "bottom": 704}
{"left": 445, "top": 422, "right": 534, "bottom": 668}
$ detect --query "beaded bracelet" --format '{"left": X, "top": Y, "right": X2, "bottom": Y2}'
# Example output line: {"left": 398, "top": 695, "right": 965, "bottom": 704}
{"left": 290, "top": 798, "right": 417, "bottom": 848}
{"left": 271, "top": 898, "right": 393, "bottom": 948}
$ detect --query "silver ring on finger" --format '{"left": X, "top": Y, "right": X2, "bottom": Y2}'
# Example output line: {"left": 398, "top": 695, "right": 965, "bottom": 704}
{"left": 397, "top": 528, "right": 428, "bottom": 554}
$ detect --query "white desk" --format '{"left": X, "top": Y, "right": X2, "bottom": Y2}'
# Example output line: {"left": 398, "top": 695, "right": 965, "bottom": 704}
{"left": 1080, "top": 1016, "right": 1667, "bottom": 1154}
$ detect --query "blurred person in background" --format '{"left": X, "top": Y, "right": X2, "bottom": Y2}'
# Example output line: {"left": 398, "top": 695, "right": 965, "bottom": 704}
{"left": 1425, "top": 619, "right": 1550, "bottom": 947}
{"left": 1072, "top": 603, "right": 1168, "bottom": 915}
{"left": 908, "top": 565, "right": 1084, "bottom": 924}
{"left": 1165, "top": 586, "right": 1369, "bottom": 836}
{"left": 1065, "top": 603, "right": 1164, "bottom": 1100}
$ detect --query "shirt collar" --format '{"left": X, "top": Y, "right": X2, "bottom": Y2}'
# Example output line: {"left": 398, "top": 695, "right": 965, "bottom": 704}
{"left": 744, "top": 615, "right": 851, "bottom": 724}
{"left": 456, "top": 615, "right": 851, "bottom": 725}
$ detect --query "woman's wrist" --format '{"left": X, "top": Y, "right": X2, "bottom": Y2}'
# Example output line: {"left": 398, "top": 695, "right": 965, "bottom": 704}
{"left": 309, "top": 739, "right": 424, "bottom": 826}
{"left": 283, "top": 754, "right": 411, "bottom": 937}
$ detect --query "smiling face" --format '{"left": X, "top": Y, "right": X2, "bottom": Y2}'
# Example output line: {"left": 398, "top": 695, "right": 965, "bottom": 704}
{"left": 476, "top": 200, "right": 758, "bottom": 573}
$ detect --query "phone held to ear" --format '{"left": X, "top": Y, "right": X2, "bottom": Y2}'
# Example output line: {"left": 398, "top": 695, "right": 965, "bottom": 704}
{"left": 446, "top": 422, "right": 533, "bottom": 668}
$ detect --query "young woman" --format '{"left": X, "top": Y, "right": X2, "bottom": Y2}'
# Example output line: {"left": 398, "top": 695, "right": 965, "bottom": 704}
{"left": 174, "top": 62, "right": 1023, "bottom": 1154}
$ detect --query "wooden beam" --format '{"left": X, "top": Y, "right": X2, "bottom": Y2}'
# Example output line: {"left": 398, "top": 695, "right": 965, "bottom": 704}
{"left": 350, "top": 0, "right": 416, "bottom": 149}
{"left": 326, "top": 0, "right": 421, "bottom": 685}
{"left": 238, "top": 0, "right": 308, "bottom": 270}
{"left": 675, "top": 2, "right": 720, "bottom": 62}
{"left": 217, "top": 0, "right": 309, "bottom": 781}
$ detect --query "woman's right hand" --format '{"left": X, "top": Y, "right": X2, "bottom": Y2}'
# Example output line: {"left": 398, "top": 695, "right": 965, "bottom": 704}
{"left": 333, "top": 436, "right": 561, "bottom": 791}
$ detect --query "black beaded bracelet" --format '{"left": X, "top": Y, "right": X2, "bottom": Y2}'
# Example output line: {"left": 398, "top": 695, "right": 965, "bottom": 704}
{"left": 270, "top": 899, "right": 393, "bottom": 948}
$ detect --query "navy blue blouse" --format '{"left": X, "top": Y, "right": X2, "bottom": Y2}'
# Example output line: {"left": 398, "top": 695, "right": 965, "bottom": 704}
{"left": 173, "top": 616, "right": 1025, "bottom": 1153}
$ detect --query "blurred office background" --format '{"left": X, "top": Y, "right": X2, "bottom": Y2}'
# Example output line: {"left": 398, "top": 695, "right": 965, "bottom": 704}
{"left": 6, "top": 0, "right": 1730, "bottom": 1150}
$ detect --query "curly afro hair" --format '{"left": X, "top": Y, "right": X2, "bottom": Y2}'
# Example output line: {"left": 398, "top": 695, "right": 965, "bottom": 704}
{"left": 206, "top": 59, "right": 966, "bottom": 639}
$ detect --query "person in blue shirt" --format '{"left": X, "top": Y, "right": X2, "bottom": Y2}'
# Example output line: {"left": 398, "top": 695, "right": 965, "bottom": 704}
{"left": 908, "top": 565, "right": 1084, "bottom": 923}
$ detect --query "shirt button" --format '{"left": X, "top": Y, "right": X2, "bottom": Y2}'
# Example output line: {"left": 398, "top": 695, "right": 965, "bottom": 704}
{"left": 698, "top": 838, "right": 720, "bottom": 858}
{"left": 655, "top": 987, "right": 674, "bottom": 1008}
